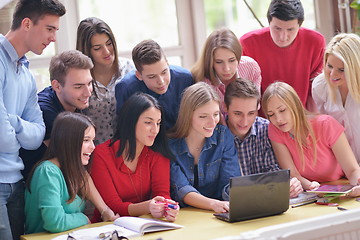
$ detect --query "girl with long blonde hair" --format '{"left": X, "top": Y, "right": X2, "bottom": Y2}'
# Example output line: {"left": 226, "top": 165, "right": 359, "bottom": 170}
{"left": 312, "top": 33, "right": 360, "bottom": 163}
{"left": 263, "top": 82, "right": 360, "bottom": 196}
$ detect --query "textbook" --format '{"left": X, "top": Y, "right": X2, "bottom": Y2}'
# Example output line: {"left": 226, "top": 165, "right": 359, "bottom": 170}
{"left": 51, "top": 217, "right": 183, "bottom": 240}
{"left": 306, "top": 184, "right": 353, "bottom": 194}
{"left": 113, "top": 216, "right": 183, "bottom": 234}
{"left": 289, "top": 192, "right": 319, "bottom": 205}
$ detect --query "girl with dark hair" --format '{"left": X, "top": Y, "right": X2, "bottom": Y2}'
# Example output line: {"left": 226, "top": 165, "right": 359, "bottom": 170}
{"left": 76, "top": 17, "right": 134, "bottom": 145}
{"left": 91, "top": 92, "right": 179, "bottom": 222}
{"left": 24, "top": 112, "right": 118, "bottom": 234}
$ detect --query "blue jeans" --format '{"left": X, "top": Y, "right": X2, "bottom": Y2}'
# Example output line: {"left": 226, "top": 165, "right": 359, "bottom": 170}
{"left": 0, "top": 181, "right": 24, "bottom": 240}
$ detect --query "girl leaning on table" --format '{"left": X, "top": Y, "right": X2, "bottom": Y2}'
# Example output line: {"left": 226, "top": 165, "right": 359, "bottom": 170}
{"left": 168, "top": 82, "right": 241, "bottom": 213}
{"left": 25, "top": 112, "right": 118, "bottom": 234}
{"left": 262, "top": 81, "right": 360, "bottom": 197}
{"left": 90, "top": 92, "right": 179, "bottom": 222}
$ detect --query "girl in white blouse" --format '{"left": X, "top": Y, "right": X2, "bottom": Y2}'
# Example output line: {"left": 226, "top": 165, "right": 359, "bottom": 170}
{"left": 312, "top": 33, "right": 360, "bottom": 164}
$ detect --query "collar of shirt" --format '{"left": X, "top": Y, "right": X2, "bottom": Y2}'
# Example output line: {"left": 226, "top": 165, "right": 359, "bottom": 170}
{"left": 0, "top": 34, "right": 29, "bottom": 68}
{"left": 233, "top": 120, "right": 257, "bottom": 144}
{"left": 172, "top": 126, "right": 219, "bottom": 156}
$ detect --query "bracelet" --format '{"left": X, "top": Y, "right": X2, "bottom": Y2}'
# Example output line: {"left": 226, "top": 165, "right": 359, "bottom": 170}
{"left": 101, "top": 206, "right": 109, "bottom": 219}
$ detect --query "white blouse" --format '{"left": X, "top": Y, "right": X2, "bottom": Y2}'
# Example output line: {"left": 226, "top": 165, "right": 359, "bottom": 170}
{"left": 312, "top": 73, "right": 360, "bottom": 163}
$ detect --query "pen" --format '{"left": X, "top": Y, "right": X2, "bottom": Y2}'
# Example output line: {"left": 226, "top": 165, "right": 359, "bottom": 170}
{"left": 167, "top": 204, "right": 178, "bottom": 210}
{"left": 156, "top": 201, "right": 179, "bottom": 209}
{"left": 291, "top": 200, "right": 317, "bottom": 208}
{"left": 337, "top": 206, "right": 347, "bottom": 211}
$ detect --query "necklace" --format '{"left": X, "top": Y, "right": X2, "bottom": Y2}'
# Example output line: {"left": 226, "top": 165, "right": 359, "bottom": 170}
{"left": 289, "top": 132, "right": 295, "bottom": 140}
{"left": 185, "top": 137, "right": 205, "bottom": 153}
{"left": 127, "top": 166, "right": 143, "bottom": 202}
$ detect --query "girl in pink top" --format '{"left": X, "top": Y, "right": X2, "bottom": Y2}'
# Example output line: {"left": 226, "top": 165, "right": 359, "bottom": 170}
{"left": 262, "top": 82, "right": 360, "bottom": 196}
{"left": 191, "top": 28, "right": 261, "bottom": 121}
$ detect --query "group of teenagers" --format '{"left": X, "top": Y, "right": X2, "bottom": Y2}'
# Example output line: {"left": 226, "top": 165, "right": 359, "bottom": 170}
{"left": 2, "top": 0, "right": 360, "bottom": 239}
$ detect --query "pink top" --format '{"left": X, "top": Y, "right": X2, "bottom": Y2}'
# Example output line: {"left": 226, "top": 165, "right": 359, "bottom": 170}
{"left": 240, "top": 27, "right": 325, "bottom": 106}
{"left": 90, "top": 140, "right": 171, "bottom": 221}
{"left": 204, "top": 56, "right": 261, "bottom": 119}
{"left": 268, "top": 115, "right": 345, "bottom": 182}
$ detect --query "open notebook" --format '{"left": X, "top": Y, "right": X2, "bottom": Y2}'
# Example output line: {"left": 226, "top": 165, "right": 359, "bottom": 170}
{"left": 51, "top": 217, "right": 183, "bottom": 240}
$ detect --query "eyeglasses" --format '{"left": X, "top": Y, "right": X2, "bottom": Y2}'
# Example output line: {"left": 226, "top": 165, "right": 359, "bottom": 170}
{"left": 67, "top": 230, "right": 129, "bottom": 240}
{"left": 66, "top": 234, "right": 76, "bottom": 240}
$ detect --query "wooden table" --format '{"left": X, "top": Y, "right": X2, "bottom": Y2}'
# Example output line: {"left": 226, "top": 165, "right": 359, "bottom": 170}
{"left": 21, "top": 196, "right": 360, "bottom": 240}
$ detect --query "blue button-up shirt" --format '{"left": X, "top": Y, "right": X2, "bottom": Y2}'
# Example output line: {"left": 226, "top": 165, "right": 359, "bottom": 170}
{"left": 169, "top": 125, "right": 241, "bottom": 206}
{"left": 0, "top": 34, "right": 45, "bottom": 183}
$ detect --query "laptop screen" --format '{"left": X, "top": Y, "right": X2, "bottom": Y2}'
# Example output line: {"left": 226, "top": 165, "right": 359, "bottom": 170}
{"left": 228, "top": 169, "right": 290, "bottom": 222}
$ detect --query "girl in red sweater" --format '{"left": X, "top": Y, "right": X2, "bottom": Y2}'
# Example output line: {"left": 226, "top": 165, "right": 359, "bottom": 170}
{"left": 91, "top": 92, "right": 179, "bottom": 222}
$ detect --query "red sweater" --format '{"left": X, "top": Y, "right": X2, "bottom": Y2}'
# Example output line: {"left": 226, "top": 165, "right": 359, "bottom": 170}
{"left": 90, "top": 140, "right": 171, "bottom": 222}
{"left": 240, "top": 27, "right": 325, "bottom": 106}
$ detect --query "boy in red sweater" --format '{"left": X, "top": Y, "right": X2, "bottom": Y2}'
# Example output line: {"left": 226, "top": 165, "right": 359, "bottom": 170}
{"left": 240, "top": 0, "right": 325, "bottom": 112}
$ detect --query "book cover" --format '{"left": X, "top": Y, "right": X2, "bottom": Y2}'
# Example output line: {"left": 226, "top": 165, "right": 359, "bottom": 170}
{"left": 307, "top": 184, "right": 353, "bottom": 194}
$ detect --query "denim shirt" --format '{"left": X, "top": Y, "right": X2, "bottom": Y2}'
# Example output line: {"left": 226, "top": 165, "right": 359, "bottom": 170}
{"left": 169, "top": 125, "right": 241, "bottom": 206}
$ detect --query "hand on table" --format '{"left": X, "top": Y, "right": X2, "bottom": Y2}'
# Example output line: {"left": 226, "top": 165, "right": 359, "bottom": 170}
{"left": 347, "top": 185, "right": 360, "bottom": 197}
{"left": 102, "top": 207, "right": 120, "bottom": 222}
{"left": 307, "top": 181, "right": 320, "bottom": 191}
{"left": 210, "top": 199, "right": 229, "bottom": 213}
{"left": 162, "top": 198, "right": 180, "bottom": 222}
{"left": 290, "top": 177, "right": 303, "bottom": 198}
{"left": 149, "top": 196, "right": 179, "bottom": 221}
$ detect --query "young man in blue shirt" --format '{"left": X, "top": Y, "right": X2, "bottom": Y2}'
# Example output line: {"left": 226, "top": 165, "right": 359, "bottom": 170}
{"left": 0, "top": 1, "right": 65, "bottom": 239}
{"left": 20, "top": 50, "right": 94, "bottom": 180}
{"left": 224, "top": 78, "right": 303, "bottom": 198}
{"left": 115, "top": 39, "right": 193, "bottom": 130}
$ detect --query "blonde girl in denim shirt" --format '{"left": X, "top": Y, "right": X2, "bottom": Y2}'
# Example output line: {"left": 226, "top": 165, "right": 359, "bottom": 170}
{"left": 168, "top": 82, "right": 240, "bottom": 213}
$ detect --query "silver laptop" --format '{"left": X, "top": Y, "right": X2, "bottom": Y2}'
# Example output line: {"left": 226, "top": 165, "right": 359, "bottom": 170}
{"left": 214, "top": 169, "right": 290, "bottom": 223}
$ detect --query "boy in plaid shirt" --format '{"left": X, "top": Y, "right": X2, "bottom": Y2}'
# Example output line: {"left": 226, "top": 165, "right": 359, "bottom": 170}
{"left": 224, "top": 78, "right": 302, "bottom": 198}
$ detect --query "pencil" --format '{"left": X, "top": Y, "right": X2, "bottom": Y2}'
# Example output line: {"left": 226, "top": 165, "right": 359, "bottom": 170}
{"left": 291, "top": 200, "right": 317, "bottom": 208}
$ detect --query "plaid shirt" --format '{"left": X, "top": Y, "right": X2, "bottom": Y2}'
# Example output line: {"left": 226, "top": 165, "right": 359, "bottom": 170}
{"left": 233, "top": 117, "right": 279, "bottom": 176}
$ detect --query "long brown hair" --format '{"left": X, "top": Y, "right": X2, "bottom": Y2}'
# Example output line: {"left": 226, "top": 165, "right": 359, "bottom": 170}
{"left": 27, "top": 112, "right": 95, "bottom": 203}
{"left": 262, "top": 82, "right": 317, "bottom": 170}
{"left": 191, "top": 28, "right": 242, "bottom": 86}
{"left": 76, "top": 17, "right": 120, "bottom": 98}
{"left": 168, "top": 82, "right": 220, "bottom": 139}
